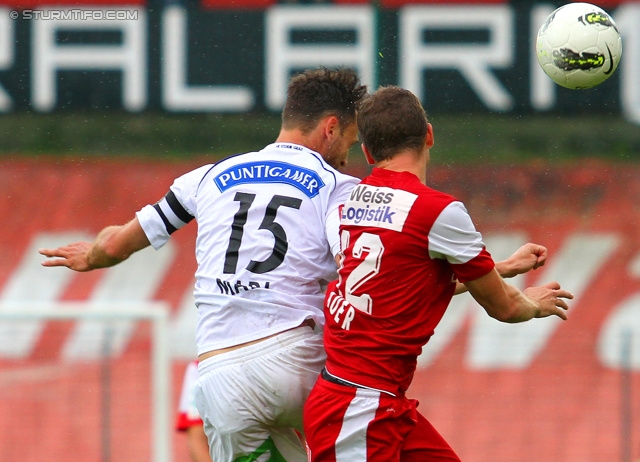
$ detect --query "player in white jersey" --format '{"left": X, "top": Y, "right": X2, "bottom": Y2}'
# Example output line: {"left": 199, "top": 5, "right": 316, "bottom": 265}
{"left": 39, "top": 68, "right": 367, "bottom": 462}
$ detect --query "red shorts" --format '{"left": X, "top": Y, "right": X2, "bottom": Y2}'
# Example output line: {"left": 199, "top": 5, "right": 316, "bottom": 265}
{"left": 303, "top": 374, "right": 461, "bottom": 462}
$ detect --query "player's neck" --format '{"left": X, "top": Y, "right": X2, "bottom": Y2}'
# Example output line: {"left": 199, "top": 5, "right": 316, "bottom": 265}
{"left": 275, "top": 130, "right": 309, "bottom": 149}
{"left": 275, "top": 127, "right": 325, "bottom": 155}
{"left": 375, "top": 149, "right": 428, "bottom": 184}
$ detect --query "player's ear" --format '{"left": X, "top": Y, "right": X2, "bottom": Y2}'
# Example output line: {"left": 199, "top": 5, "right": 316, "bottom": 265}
{"left": 362, "top": 144, "right": 375, "bottom": 165}
{"left": 323, "top": 115, "right": 340, "bottom": 140}
{"left": 426, "top": 123, "right": 434, "bottom": 149}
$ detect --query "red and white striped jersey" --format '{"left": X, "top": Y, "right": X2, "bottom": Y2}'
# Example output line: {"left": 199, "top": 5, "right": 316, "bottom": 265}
{"left": 323, "top": 168, "right": 495, "bottom": 395}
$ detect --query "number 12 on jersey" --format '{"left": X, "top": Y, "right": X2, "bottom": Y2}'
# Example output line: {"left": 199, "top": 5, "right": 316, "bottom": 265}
{"left": 339, "top": 230, "right": 384, "bottom": 315}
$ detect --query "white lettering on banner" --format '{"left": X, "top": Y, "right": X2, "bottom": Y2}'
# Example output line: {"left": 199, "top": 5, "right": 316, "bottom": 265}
{"left": 161, "top": 5, "right": 254, "bottom": 112}
{"left": 265, "top": 5, "right": 376, "bottom": 111}
{"left": 399, "top": 6, "right": 514, "bottom": 111}
{"left": 0, "top": 233, "right": 90, "bottom": 358}
{"left": 615, "top": 5, "right": 640, "bottom": 125}
{"left": 597, "top": 251, "right": 640, "bottom": 368}
{"left": 0, "top": 8, "right": 14, "bottom": 111}
{"left": 61, "top": 240, "right": 176, "bottom": 360}
{"left": 530, "top": 4, "right": 556, "bottom": 111}
{"left": 0, "top": 4, "right": 633, "bottom": 122}
{"left": 32, "top": 8, "right": 147, "bottom": 112}
{"left": 418, "top": 233, "right": 620, "bottom": 370}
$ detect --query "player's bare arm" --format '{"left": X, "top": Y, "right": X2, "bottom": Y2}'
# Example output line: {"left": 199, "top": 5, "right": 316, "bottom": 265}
{"left": 495, "top": 243, "right": 547, "bottom": 278}
{"left": 464, "top": 268, "right": 573, "bottom": 322}
{"left": 454, "top": 243, "right": 548, "bottom": 295}
{"left": 39, "top": 217, "right": 151, "bottom": 272}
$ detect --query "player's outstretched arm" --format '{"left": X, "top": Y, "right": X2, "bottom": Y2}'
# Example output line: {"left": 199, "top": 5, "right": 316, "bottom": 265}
{"left": 464, "top": 268, "right": 573, "bottom": 323}
{"left": 495, "top": 243, "right": 547, "bottom": 278}
{"left": 454, "top": 243, "right": 548, "bottom": 295}
{"left": 39, "top": 218, "right": 151, "bottom": 272}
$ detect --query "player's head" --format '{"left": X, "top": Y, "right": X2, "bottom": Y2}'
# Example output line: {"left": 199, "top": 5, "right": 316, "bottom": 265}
{"left": 282, "top": 67, "right": 366, "bottom": 133}
{"left": 357, "top": 86, "right": 430, "bottom": 163}
{"left": 281, "top": 68, "right": 367, "bottom": 170}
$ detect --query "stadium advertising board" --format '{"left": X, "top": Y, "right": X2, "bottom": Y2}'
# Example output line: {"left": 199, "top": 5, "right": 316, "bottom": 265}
{"left": 0, "top": 0, "right": 639, "bottom": 123}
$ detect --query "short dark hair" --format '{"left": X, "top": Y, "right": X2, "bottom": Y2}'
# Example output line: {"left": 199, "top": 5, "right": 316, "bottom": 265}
{"left": 357, "top": 86, "right": 428, "bottom": 162}
{"left": 282, "top": 68, "right": 367, "bottom": 133}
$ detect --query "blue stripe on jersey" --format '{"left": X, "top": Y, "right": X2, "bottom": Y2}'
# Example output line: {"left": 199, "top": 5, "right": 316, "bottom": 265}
{"left": 213, "top": 161, "right": 326, "bottom": 198}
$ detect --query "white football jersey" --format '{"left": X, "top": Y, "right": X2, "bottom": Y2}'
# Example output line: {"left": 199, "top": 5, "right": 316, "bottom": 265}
{"left": 136, "top": 143, "right": 359, "bottom": 354}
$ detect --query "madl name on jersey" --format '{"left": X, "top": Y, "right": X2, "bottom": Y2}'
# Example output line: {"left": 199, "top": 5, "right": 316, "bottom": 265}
{"left": 216, "top": 278, "right": 270, "bottom": 295}
{"left": 341, "top": 184, "right": 417, "bottom": 232}
{"left": 214, "top": 161, "right": 325, "bottom": 198}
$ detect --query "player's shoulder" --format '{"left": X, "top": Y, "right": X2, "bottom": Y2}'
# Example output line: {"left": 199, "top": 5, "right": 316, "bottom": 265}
{"left": 305, "top": 153, "right": 360, "bottom": 188}
{"left": 408, "top": 184, "right": 460, "bottom": 222}
{"left": 194, "top": 151, "right": 258, "bottom": 187}
{"left": 383, "top": 171, "right": 458, "bottom": 204}
{"left": 418, "top": 182, "right": 458, "bottom": 204}
{"left": 363, "top": 169, "right": 457, "bottom": 203}
{"left": 333, "top": 169, "right": 360, "bottom": 187}
{"left": 211, "top": 150, "right": 258, "bottom": 170}
{"left": 171, "top": 163, "right": 217, "bottom": 194}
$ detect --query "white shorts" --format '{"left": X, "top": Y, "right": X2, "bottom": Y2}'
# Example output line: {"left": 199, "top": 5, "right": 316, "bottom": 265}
{"left": 194, "top": 325, "right": 325, "bottom": 462}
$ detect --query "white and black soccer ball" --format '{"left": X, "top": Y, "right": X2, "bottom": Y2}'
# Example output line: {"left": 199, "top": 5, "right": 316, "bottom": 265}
{"left": 536, "top": 2, "right": 622, "bottom": 89}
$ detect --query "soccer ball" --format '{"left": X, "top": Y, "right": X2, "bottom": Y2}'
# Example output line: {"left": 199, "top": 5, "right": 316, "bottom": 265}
{"left": 536, "top": 2, "right": 622, "bottom": 89}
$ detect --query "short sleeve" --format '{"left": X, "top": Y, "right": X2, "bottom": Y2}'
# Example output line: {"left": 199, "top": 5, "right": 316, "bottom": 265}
{"left": 326, "top": 175, "right": 360, "bottom": 257}
{"left": 135, "top": 165, "right": 212, "bottom": 249}
{"left": 428, "top": 201, "right": 494, "bottom": 282}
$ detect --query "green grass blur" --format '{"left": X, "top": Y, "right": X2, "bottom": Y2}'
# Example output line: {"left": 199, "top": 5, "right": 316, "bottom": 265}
{"left": 0, "top": 112, "right": 638, "bottom": 166}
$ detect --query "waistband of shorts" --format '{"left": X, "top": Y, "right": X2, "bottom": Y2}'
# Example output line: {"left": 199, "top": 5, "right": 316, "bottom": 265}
{"left": 198, "top": 325, "right": 319, "bottom": 376}
{"left": 322, "top": 367, "right": 399, "bottom": 397}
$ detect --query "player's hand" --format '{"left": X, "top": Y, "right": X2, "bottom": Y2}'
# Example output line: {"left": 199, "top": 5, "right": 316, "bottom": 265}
{"left": 497, "top": 243, "right": 548, "bottom": 278}
{"left": 523, "top": 281, "right": 573, "bottom": 320}
{"left": 39, "top": 242, "right": 94, "bottom": 272}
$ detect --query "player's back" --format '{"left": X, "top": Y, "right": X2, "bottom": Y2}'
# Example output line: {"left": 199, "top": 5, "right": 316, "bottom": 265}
{"left": 324, "top": 168, "right": 458, "bottom": 395}
{"left": 190, "top": 143, "right": 359, "bottom": 354}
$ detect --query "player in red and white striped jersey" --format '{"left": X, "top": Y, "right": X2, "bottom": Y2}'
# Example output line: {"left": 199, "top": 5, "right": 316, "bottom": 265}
{"left": 303, "top": 86, "right": 573, "bottom": 461}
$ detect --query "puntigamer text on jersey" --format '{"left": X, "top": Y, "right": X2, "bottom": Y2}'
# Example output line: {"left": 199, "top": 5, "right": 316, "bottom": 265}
{"left": 214, "top": 161, "right": 326, "bottom": 198}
